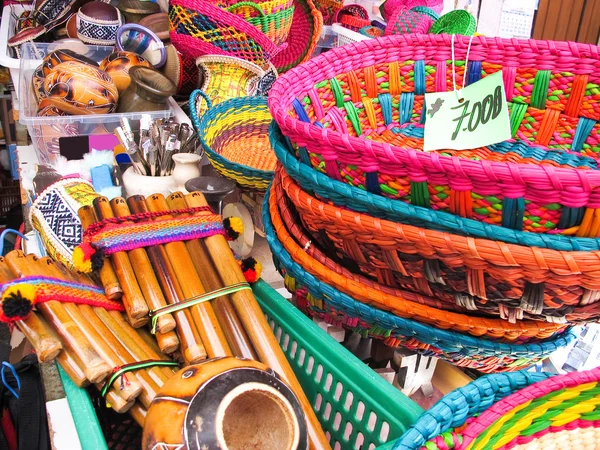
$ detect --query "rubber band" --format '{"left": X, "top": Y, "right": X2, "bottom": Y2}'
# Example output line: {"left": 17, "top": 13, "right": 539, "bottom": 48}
{"left": 100, "top": 360, "right": 179, "bottom": 398}
{"left": 149, "top": 282, "right": 252, "bottom": 333}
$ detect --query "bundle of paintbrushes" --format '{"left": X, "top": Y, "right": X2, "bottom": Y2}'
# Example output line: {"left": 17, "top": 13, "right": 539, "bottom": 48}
{"left": 115, "top": 116, "right": 202, "bottom": 177}
{"left": 0, "top": 250, "right": 177, "bottom": 425}
{"left": 68, "top": 191, "right": 329, "bottom": 447}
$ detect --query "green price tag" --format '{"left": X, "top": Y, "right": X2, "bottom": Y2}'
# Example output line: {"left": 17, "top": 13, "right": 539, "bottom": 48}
{"left": 423, "top": 71, "right": 512, "bottom": 152}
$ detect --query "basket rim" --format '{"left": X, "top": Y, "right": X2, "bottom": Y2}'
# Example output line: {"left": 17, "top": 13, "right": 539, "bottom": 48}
{"left": 271, "top": 168, "right": 570, "bottom": 337}
{"left": 269, "top": 124, "right": 600, "bottom": 252}
{"left": 267, "top": 34, "right": 600, "bottom": 198}
{"left": 263, "top": 187, "right": 580, "bottom": 366}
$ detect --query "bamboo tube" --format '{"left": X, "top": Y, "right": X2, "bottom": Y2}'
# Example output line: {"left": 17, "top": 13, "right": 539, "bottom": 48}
{"left": 127, "top": 196, "right": 206, "bottom": 365}
{"left": 92, "top": 197, "right": 149, "bottom": 326}
{"left": 77, "top": 206, "right": 123, "bottom": 300}
{"left": 129, "top": 403, "right": 147, "bottom": 427}
{"left": 144, "top": 194, "right": 232, "bottom": 359}
{"left": 183, "top": 192, "right": 331, "bottom": 450}
{"left": 136, "top": 327, "right": 169, "bottom": 360}
{"left": 0, "top": 258, "right": 63, "bottom": 362}
{"left": 154, "top": 330, "right": 179, "bottom": 355}
{"left": 94, "top": 309, "right": 173, "bottom": 391}
{"left": 166, "top": 193, "right": 257, "bottom": 360}
{"left": 4, "top": 252, "right": 111, "bottom": 384}
{"left": 109, "top": 198, "right": 176, "bottom": 334}
{"left": 56, "top": 348, "right": 89, "bottom": 388}
{"left": 38, "top": 260, "right": 143, "bottom": 402}
{"left": 102, "top": 388, "right": 134, "bottom": 414}
{"left": 105, "top": 310, "right": 176, "bottom": 382}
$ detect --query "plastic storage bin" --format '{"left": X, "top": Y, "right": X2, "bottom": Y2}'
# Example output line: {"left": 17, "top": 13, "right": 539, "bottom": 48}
{"left": 0, "top": 4, "right": 32, "bottom": 93}
{"left": 331, "top": 23, "right": 371, "bottom": 46}
{"left": 18, "top": 42, "right": 175, "bottom": 165}
{"left": 58, "top": 280, "right": 423, "bottom": 449}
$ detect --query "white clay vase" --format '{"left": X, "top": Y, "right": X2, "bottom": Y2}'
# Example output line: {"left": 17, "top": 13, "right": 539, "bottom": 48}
{"left": 172, "top": 153, "right": 202, "bottom": 193}
{"left": 122, "top": 166, "right": 175, "bottom": 198}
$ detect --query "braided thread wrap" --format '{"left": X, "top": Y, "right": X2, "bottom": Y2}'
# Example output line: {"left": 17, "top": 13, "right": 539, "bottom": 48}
{"left": 0, "top": 276, "right": 124, "bottom": 323}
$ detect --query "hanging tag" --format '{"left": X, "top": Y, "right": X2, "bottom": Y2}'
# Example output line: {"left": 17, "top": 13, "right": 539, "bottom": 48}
{"left": 423, "top": 71, "right": 512, "bottom": 151}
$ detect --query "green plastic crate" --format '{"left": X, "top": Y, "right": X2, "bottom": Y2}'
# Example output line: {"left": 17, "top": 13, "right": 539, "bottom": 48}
{"left": 58, "top": 280, "right": 423, "bottom": 449}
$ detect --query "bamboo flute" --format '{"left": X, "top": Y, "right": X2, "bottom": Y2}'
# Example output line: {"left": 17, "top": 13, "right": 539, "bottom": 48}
{"left": 92, "top": 197, "right": 149, "bottom": 326}
{"left": 77, "top": 206, "right": 123, "bottom": 300}
{"left": 105, "top": 310, "right": 176, "bottom": 382}
{"left": 56, "top": 348, "right": 88, "bottom": 388}
{"left": 128, "top": 194, "right": 207, "bottom": 365}
{"left": 183, "top": 192, "right": 331, "bottom": 450}
{"left": 94, "top": 308, "right": 173, "bottom": 387}
{"left": 144, "top": 194, "right": 232, "bottom": 359}
{"left": 129, "top": 404, "right": 147, "bottom": 427}
{"left": 0, "top": 257, "right": 63, "bottom": 362}
{"left": 166, "top": 193, "right": 257, "bottom": 360}
{"left": 4, "top": 252, "right": 111, "bottom": 384}
{"left": 136, "top": 327, "right": 170, "bottom": 360}
{"left": 109, "top": 197, "right": 176, "bottom": 334}
{"left": 40, "top": 261, "right": 143, "bottom": 403}
{"left": 154, "top": 330, "right": 179, "bottom": 355}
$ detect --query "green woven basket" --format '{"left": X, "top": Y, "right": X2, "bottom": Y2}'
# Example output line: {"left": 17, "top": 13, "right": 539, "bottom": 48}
{"left": 58, "top": 281, "right": 423, "bottom": 449}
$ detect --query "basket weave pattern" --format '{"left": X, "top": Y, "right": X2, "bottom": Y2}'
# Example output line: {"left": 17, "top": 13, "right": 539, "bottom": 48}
{"left": 268, "top": 35, "right": 600, "bottom": 235}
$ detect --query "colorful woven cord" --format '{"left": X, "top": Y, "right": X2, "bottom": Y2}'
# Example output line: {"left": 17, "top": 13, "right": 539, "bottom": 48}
{"left": 429, "top": 10, "right": 477, "bottom": 35}
{"left": 101, "top": 360, "right": 179, "bottom": 398}
{"left": 0, "top": 276, "right": 124, "bottom": 323}
{"left": 73, "top": 207, "right": 226, "bottom": 273}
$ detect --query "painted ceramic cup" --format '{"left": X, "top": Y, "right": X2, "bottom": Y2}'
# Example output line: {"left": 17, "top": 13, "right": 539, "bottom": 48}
{"left": 44, "top": 61, "right": 119, "bottom": 115}
{"left": 99, "top": 50, "right": 152, "bottom": 94}
{"left": 142, "top": 357, "right": 308, "bottom": 450}
{"left": 117, "top": 66, "right": 175, "bottom": 113}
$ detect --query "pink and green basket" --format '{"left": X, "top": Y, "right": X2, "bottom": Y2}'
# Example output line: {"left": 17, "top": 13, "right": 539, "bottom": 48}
{"left": 267, "top": 34, "right": 600, "bottom": 236}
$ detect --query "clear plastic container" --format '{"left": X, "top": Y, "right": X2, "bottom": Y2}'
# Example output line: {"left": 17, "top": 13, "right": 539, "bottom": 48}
{"left": 19, "top": 42, "right": 175, "bottom": 165}
{"left": 0, "top": 4, "right": 32, "bottom": 93}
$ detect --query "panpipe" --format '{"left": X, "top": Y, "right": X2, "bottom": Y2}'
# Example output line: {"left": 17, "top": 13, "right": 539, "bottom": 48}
{"left": 8, "top": 191, "right": 329, "bottom": 448}
{"left": 0, "top": 251, "right": 177, "bottom": 420}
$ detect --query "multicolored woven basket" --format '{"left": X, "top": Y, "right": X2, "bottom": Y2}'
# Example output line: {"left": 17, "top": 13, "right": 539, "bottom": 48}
{"left": 263, "top": 185, "right": 579, "bottom": 372}
{"left": 313, "top": 0, "right": 343, "bottom": 25}
{"left": 271, "top": 0, "right": 323, "bottom": 72}
{"left": 267, "top": 35, "right": 600, "bottom": 236}
{"left": 270, "top": 167, "right": 571, "bottom": 338}
{"left": 191, "top": 94, "right": 276, "bottom": 191}
{"left": 270, "top": 124, "right": 600, "bottom": 254}
{"left": 388, "top": 366, "right": 600, "bottom": 450}
{"left": 384, "top": 8, "right": 433, "bottom": 36}
{"left": 226, "top": 0, "right": 294, "bottom": 46}
{"left": 169, "top": 0, "right": 283, "bottom": 65}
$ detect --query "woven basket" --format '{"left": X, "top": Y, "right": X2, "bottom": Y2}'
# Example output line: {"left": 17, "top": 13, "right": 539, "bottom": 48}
{"left": 270, "top": 124, "right": 600, "bottom": 254}
{"left": 270, "top": 168, "right": 570, "bottom": 338}
{"left": 384, "top": 8, "right": 433, "bottom": 35}
{"left": 169, "top": 0, "right": 283, "bottom": 66}
{"left": 192, "top": 94, "right": 276, "bottom": 191}
{"left": 390, "top": 367, "right": 600, "bottom": 450}
{"left": 278, "top": 157, "right": 600, "bottom": 324}
{"left": 268, "top": 35, "right": 600, "bottom": 237}
{"left": 313, "top": 0, "right": 342, "bottom": 25}
{"left": 194, "top": 54, "right": 277, "bottom": 116}
{"left": 226, "top": 0, "right": 294, "bottom": 46}
{"left": 271, "top": 0, "right": 323, "bottom": 73}
{"left": 263, "top": 185, "right": 578, "bottom": 373}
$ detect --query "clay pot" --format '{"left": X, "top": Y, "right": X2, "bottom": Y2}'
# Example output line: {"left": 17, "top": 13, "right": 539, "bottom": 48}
{"left": 116, "top": 66, "right": 175, "bottom": 113}
{"left": 42, "top": 48, "right": 98, "bottom": 76}
{"left": 66, "top": 15, "right": 78, "bottom": 38}
{"left": 117, "top": 0, "right": 160, "bottom": 24}
{"left": 44, "top": 61, "right": 119, "bottom": 115}
{"left": 138, "top": 12, "right": 170, "bottom": 40}
{"left": 99, "top": 50, "right": 152, "bottom": 94}
{"left": 142, "top": 357, "right": 308, "bottom": 450}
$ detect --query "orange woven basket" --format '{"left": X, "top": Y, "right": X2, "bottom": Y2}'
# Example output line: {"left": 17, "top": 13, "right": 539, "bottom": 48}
{"left": 278, "top": 164, "right": 600, "bottom": 325}
{"left": 272, "top": 168, "right": 569, "bottom": 341}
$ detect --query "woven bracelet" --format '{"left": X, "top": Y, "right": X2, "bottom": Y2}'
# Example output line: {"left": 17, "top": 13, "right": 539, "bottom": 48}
{"left": 149, "top": 282, "right": 252, "bottom": 333}
{"left": 101, "top": 360, "right": 179, "bottom": 398}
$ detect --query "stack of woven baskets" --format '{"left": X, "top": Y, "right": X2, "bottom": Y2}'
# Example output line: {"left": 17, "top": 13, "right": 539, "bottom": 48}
{"left": 263, "top": 33, "right": 600, "bottom": 373}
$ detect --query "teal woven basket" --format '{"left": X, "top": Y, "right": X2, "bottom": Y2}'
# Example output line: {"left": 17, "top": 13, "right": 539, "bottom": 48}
{"left": 58, "top": 281, "right": 423, "bottom": 450}
{"left": 262, "top": 185, "right": 579, "bottom": 373}
{"left": 191, "top": 92, "right": 276, "bottom": 192}
{"left": 269, "top": 124, "right": 600, "bottom": 253}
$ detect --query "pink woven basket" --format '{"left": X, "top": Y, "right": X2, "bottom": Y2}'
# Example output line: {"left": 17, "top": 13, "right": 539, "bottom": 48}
{"left": 268, "top": 34, "right": 600, "bottom": 236}
{"left": 169, "top": 0, "right": 283, "bottom": 65}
